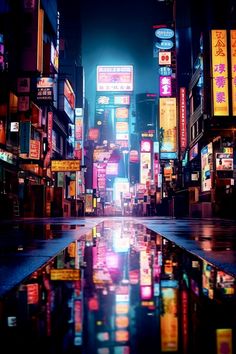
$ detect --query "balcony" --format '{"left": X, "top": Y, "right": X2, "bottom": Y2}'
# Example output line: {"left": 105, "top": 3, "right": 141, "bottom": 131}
{"left": 190, "top": 104, "right": 202, "bottom": 126}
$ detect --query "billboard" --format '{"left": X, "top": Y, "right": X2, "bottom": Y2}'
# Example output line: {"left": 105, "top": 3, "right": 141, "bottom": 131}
{"left": 51, "top": 160, "right": 81, "bottom": 172}
{"left": 140, "top": 152, "right": 151, "bottom": 184}
{"left": 230, "top": 30, "right": 236, "bottom": 116}
{"left": 211, "top": 30, "right": 229, "bottom": 116}
{"left": 215, "top": 154, "right": 233, "bottom": 170}
{"left": 20, "top": 121, "right": 31, "bottom": 154}
{"left": 37, "top": 77, "right": 54, "bottom": 101}
{"left": 50, "top": 269, "right": 80, "bottom": 281}
{"left": 97, "top": 65, "right": 133, "bottom": 92}
{"left": 159, "top": 97, "right": 177, "bottom": 157}
{"left": 201, "top": 143, "right": 213, "bottom": 192}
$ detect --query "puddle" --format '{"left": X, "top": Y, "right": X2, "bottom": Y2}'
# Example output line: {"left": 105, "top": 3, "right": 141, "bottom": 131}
{"left": 0, "top": 219, "right": 235, "bottom": 354}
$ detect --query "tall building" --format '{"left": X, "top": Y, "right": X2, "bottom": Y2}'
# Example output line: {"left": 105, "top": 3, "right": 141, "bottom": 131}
{"left": 175, "top": 0, "right": 236, "bottom": 218}
{"left": 0, "top": 0, "right": 84, "bottom": 218}
{"left": 135, "top": 93, "right": 158, "bottom": 141}
{"left": 0, "top": 0, "right": 60, "bottom": 217}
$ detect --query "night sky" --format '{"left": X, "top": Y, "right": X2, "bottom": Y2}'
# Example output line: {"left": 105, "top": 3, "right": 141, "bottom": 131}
{"left": 79, "top": 0, "right": 173, "bottom": 122}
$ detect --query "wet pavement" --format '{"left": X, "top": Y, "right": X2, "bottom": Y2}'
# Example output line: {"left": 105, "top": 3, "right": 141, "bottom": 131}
{"left": 0, "top": 217, "right": 101, "bottom": 296}
{"left": 0, "top": 216, "right": 235, "bottom": 353}
{"left": 138, "top": 217, "right": 236, "bottom": 277}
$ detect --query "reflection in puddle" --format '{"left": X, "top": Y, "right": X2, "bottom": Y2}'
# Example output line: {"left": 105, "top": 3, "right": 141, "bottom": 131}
{"left": 0, "top": 220, "right": 235, "bottom": 354}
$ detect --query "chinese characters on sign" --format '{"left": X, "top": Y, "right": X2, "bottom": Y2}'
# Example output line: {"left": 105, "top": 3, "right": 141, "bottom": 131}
{"left": 97, "top": 65, "right": 133, "bottom": 92}
{"left": 160, "top": 76, "right": 172, "bottom": 96}
{"left": 51, "top": 160, "right": 81, "bottom": 172}
{"left": 179, "top": 87, "right": 187, "bottom": 151}
{"left": 230, "top": 30, "right": 236, "bottom": 116}
{"left": 211, "top": 30, "right": 229, "bottom": 116}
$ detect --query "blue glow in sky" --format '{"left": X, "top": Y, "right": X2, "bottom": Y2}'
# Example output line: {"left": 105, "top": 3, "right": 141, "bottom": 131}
{"left": 80, "top": 0, "right": 161, "bottom": 123}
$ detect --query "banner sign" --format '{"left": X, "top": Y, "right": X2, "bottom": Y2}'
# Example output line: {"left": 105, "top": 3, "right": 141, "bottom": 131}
{"left": 211, "top": 30, "right": 229, "bottom": 116}
{"left": 179, "top": 87, "right": 187, "bottom": 151}
{"left": 230, "top": 30, "right": 236, "bottom": 116}
{"left": 20, "top": 121, "right": 31, "bottom": 153}
{"left": 51, "top": 160, "right": 80, "bottom": 172}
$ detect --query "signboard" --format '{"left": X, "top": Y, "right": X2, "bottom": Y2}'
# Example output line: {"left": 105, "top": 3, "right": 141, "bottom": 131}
{"left": 20, "top": 164, "right": 42, "bottom": 175}
{"left": 155, "top": 40, "right": 174, "bottom": 50}
{"left": 29, "top": 139, "right": 40, "bottom": 159}
{"left": 160, "top": 76, "right": 172, "bottom": 96}
{"left": 201, "top": 143, "right": 213, "bottom": 192}
{"left": 88, "top": 128, "right": 99, "bottom": 141}
{"left": 37, "top": 77, "right": 54, "bottom": 101}
{"left": 0, "top": 149, "right": 16, "bottom": 164}
{"left": 215, "top": 153, "right": 233, "bottom": 171}
{"left": 130, "top": 150, "right": 139, "bottom": 163}
{"left": 116, "top": 133, "right": 129, "bottom": 140}
{"left": 159, "top": 66, "right": 172, "bottom": 76}
{"left": 20, "top": 121, "right": 31, "bottom": 153}
{"left": 31, "top": 102, "right": 42, "bottom": 127}
{"left": 18, "top": 96, "right": 30, "bottom": 111}
{"left": 47, "top": 112, "right": 53, "bottom": 154}
{"left": 114, "top": 95, "right": 130, "bottom": 105}
{"left": 189, "top": 143, "right": 198, "bottom": 161}
{"left": 97, "top": 95, "right": 110, "bottom": 104}
{"left": 97, "top": 65, "right": 133, "bottom": 92}
{"left": 0, "top": 119, "right": 6, "bottom": 144}
{"left": 141, "top": 140, "right": 152, "bottom": 153}
{"left": 85, "top": 194, "right": 93, "bottom": 213}
{"left": 10, "top": 122, "right": 19, "bottom": 132}
{"left": 106, "top": 162, "right": 118, "bottom": 175}
{"left": 115, "top": 107, "right": 129, "bottom": 119}
{"left": 140, "top": 152, "right": 151, "bottom": 184}
{"left": 97, "top": 95, "right": 131, "bottom": 106}
{"left": 216, "top": 329, "right": 232, "bottom": 354}
{"left": 179, "top": 87, "right": 187, "bottom": 151}
{"left": 159, "top": 51, "right": 171, "bottom": 65}
{"left": 51, "top": 160, "right": 81, "bottom": 172}
{"left": 155, "top": 28, "right": 174, "bottom": 39}
{"left": 211, "top": 30, "right": 229, "bottom": 116}
{"left": 27, "top": 284, "right": 39, "bottom": 304}
{"left": 230, "top": 30, "right": 236, "bottom": 116}
{"left": 64, "top": 79, "right": 75, "bottom": 109}
{"left": 17, "top": 78, "right": 30, "bottom": 93}
{"left": 75, "top": 117, "right": 83, "bottom": 140}
{"left": 50, "top": 42, "right": 59, "bottom": 72}
{"left": 116, "top": 121, "right": 129, "bottom": 133}
{"left": 50, "top": 269, "right": 80, "bottom": 281}
{"left": 159, "top": 97, "right": 177, "bottom": 155}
